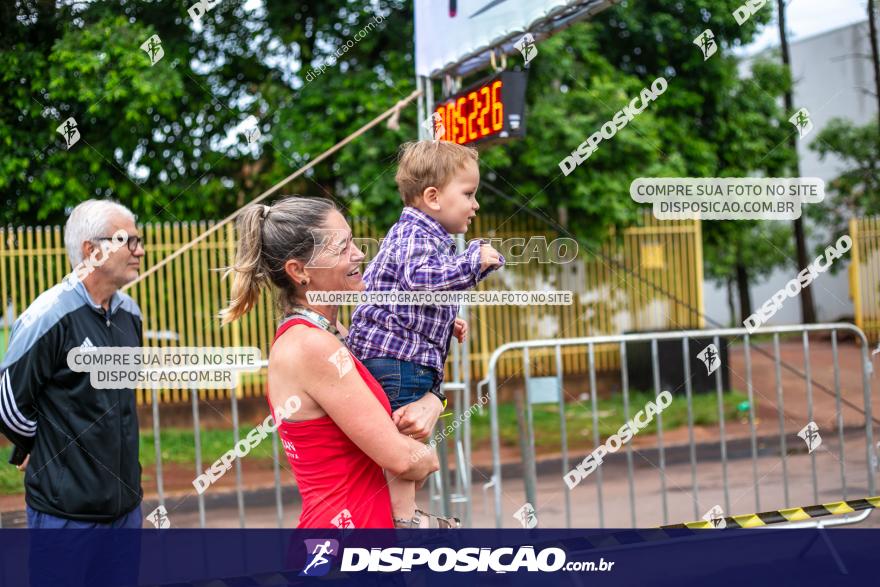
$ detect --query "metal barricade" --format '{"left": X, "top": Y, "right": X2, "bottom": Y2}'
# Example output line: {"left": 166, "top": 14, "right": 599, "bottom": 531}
{"left": 148, "top": 351, "right": 475, "bottom": 528}
{"left": 478, "top": 323, "right": 877, "bottom": 528}
{"left": 427, "top": 326, "right": 473, "bottom": 526}
{"left": 426, "top": 233, "right": 475, "bottom": 526}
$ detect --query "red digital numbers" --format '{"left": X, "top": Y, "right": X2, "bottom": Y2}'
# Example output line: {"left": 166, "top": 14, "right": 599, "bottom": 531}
{"left": 435, "top": 79, "right": 504, "bottom": 145}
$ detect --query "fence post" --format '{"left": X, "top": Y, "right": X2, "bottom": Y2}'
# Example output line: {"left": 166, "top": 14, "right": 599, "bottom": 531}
{"left": 694, "top": 219, "right": 706, "bottom": 329}
{"left": 849, "top": 217, "right": 862, "bottom": 332}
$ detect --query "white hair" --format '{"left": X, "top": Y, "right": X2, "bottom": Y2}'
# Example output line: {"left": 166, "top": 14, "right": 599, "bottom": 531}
{"left": 64, "top": 199, "right": 136, "bottom": 267}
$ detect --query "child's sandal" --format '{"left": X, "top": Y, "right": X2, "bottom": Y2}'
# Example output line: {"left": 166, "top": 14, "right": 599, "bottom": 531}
{"left": 393, "top": 509, "right": 460, "bottom": 528}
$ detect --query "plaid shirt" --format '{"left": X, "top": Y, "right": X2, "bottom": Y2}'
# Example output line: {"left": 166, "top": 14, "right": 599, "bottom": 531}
{"left": 347, "top": 207, "right": 503, "bottom": 376}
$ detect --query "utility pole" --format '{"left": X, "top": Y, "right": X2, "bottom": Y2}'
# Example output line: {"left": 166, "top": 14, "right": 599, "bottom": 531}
{"left": 777, "top": 0, "right": 816, "bottom": 324}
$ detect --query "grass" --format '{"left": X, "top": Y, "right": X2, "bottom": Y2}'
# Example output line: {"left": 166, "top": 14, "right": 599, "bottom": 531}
{"left": 139, "top": 428, "right": 277, "bottom": 465}
{"left": 468, "top": 390, "right": 750, "bottom": 451}
{"left": 0, "top": 446, "right": 20, "bottom": 495}
{"left": 0, "top": 391, "right": 748, "bottom": 495}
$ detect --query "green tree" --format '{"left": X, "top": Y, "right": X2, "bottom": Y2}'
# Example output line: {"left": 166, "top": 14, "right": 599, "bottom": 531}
{"left": 523, "top": 0, "right": 794, "bottom": 323}
{"left": 477, "top": 25, "right": 684, "bottom": 244}
{"left": 1, "top": 0, "right": 805, "bottom": 327}
{"left": 701, "top": 59, "right": 796, "bottom": 323}
{"left": 0, "top": 0, "right": 416, "bottom": 225}
{"left": 809, "top": 118, "right": 880, "bottom": 239}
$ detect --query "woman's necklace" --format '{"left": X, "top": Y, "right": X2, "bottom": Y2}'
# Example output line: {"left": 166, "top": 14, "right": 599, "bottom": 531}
{"left": 283, "top": 306, "right": 346, "bottom": 345}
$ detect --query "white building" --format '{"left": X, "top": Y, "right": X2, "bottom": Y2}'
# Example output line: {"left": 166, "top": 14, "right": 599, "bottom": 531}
{"left": 705, "top": 20, "right": 877, "bottom": 325}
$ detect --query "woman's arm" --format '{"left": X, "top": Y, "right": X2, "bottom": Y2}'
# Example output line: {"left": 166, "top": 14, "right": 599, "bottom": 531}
{"left": 277, "top": 328, "right": 438, "bottom": 480}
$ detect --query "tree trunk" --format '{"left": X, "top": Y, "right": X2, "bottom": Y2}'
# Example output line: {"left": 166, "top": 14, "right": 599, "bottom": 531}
{"left": 868, "top": 1, "right": 880, "bottom": 218}
{"left": 777, "top": 0, "right": 816, "bottom": 324}
{"left": 736, "top": 263, "right": 752, "bottom": 324}
{"left": 726, "top": 276, "right": 738, "bottom": 326}
{"left": 557, "top": 205, "right": 569, "bottom": 228}
{"left": 869, "top": 0, "right": 880, "bottom": 122}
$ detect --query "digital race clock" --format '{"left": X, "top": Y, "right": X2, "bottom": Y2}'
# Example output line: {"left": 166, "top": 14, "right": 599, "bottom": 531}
{"left": 433, "top": 70, "right": 528, "bottom": 146}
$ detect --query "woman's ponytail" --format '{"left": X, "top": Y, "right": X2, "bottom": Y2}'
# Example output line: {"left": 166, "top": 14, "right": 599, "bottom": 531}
{"left": 220, "top": 197, "right": 335, "bottom": 324}
{"left": 220, "top": 205, "right": 269, "bottom": 325}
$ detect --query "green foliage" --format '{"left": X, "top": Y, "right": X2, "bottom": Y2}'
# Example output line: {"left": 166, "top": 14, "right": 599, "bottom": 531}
{"left": 702, "top": 219, "right": 793, "bottom": 287}
{"left": 478, "top": 27, "right": 685, "bottom": 244}
{"left": 590, "top": 2, "right": 796, "bottom": 290}
{"left": 1, "top": 0, "right": 800, "bottom": 285}
{"left": 700, "top": 57, "right": 796, "bottom": 289}
{"left": 808, "top": 117, "right": 880, "bottom": 240}
{"left": 0, "top": 0, "right": 416, "bottom": 226}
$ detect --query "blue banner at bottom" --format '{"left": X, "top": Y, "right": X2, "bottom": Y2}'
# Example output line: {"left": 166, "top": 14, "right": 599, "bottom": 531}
{"left": 0, "top": 528, "right": 877, "bottom": 586}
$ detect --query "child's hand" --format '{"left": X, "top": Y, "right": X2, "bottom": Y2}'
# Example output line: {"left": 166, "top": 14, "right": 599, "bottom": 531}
{"left": 480, "top": 243, "right": 502, "bottom": 272}
{"left": 393, "top": 394, "right": 444, "bottom": 441}
{"left": 453, "top": 318, "right": 468, "bottom": 343}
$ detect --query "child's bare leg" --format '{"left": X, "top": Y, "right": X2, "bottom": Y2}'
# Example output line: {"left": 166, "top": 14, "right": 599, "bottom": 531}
{"left": 387, "top": 472, "right": 417, "bottom": 520}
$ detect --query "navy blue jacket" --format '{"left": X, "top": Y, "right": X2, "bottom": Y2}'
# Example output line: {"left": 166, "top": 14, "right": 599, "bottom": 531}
{"left": 0, "top": 279, "right": 143, "bottom": 522}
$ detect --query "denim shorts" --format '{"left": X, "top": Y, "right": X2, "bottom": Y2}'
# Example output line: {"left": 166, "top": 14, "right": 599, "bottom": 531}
{"left": 360, "top": 358, "right": 439, "bottom": 411}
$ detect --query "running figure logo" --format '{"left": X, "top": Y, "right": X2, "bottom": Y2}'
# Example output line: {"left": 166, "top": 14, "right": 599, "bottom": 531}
{"left": 798, "top": 421, "right": 822, "bottom": 453}
{"left": 328, "top": 347, "right": 354, "bottom": 378}
{"left": 331, "top": 508, "right": 356, "bottom": 529}
{"left": 244, "top": 126, "right": 261, "bottom": 144}
{"left": 702, "top": 504, "right": 726, "bottom": 529}
{"left": 56, "top": 117, "right": 80, "bottom": 149}
{"left": 300, "top": 538, "right": 339, "bottom": 577}
{"left": 145, "top": 505, "right": 171, "bottom": 529}
{"left": 789, "top": 108, "right": 813, "bottom": 138}
{"left": 697, "top": 344, "right": 721, "bottom": 376}
{"left": 515, "top": 33, "right": 538, "bottom": 65}
{"left": 513, "top": 502, "right": 538, "bottom": 528}
{"left": 422, "top": 112, "right": 445, "bottom": 141}
{"left": 693, "top": 29, "right": 717, "bottom": 60}
{"left": 140, "top": 34, "right": 164, "bottom": 66}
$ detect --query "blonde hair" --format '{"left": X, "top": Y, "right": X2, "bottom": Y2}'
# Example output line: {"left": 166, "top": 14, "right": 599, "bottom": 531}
{"left": 219, "top": 197, "right": 336, "bottom": 325}
{"left": 395, "top": 140, "right": 479, "bottom": 206}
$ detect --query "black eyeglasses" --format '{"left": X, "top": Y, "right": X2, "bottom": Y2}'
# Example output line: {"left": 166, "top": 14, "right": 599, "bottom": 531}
{"left": 94, "top": 235, "right": 142, "bottom": 252}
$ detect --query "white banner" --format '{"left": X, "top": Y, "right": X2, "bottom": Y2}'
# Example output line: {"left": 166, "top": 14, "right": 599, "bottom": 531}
{"left": 415, "top": 0, "right": 615, "bottom": 77}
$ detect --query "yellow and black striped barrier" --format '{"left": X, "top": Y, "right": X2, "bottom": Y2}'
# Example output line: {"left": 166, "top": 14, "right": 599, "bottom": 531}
{"left": 662, "top": 496, "right": 880, "bottom": 530}
{"left": 546, "top": 496, "right": 880, "bottom": 554}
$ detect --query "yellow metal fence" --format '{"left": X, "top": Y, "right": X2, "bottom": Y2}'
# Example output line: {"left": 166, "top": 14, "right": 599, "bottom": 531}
{"left": 0, "top": 213, "right": 704, "bottom": 404}
{"left": 850, "top": 216, "right": 880, "bottom": 344}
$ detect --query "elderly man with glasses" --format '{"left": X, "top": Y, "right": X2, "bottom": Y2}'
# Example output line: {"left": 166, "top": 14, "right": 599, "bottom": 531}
{"left": 0, "top": 199, "right": 146, "bottom": 532}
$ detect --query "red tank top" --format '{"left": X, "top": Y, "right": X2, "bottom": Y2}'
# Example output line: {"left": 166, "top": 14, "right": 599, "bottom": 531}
{"left": 269, "top": 318, "right": 394, "bottom": 529}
